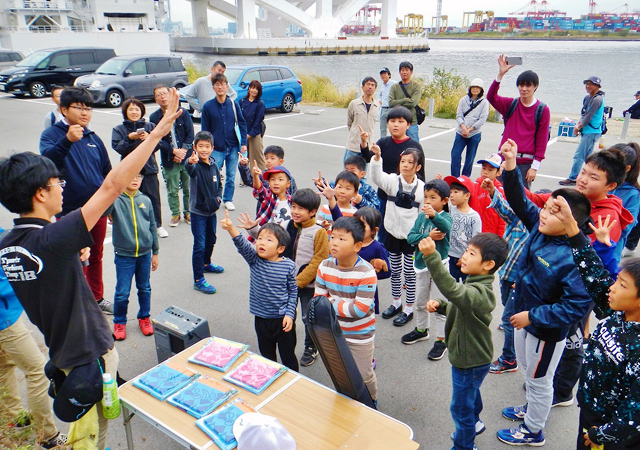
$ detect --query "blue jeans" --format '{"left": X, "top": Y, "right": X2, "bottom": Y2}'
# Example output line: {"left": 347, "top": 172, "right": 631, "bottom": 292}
{"left": 113, "top": 252, "right": 152, "bottom": 325}
{"left": 500, "top": 280, "right": 516, "bottom": 362}
{"left": 450, "top": 133, "right": 482, "bottom": 178}
{"left": 451, "top": 364, "right": 490, "bottom": 450}
{"left": 212, "top": 146, "right": 239, "bottom": 203}
{"left": 407, "top": 123, "right": 419, "bottom": 143}
{"left": 568, "top": 133, "right": 601, "bottom": 180}
{"left": 191, "top": 212, "right": 217, "bottom": 282}
{"left": 343, "top": 149, "right": 361, "bottom": 164}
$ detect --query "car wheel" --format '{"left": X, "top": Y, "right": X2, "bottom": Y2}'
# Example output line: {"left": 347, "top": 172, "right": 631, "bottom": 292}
{"left": 280, "top": 93, "right": 295, "bottom": 113}
{"left": 29, "top": 82, "right": 47, "bottom": 98}
{"left": 106, "top": 90, "right": 123, "bottom": 108}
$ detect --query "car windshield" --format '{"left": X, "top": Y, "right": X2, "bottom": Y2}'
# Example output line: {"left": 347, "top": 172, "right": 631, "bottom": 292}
{"left": 16, "top": 50, "right": 49, "bottom": 67}
{"left": 225, "top": 68, "right": 243, "bottom": 86}
{"left": 95, "top": 58, "right": 128, "bottom": 75}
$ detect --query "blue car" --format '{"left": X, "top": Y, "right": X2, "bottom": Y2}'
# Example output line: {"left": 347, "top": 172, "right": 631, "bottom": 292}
{"left": 180, "top": 64, "right": 303, "bottom": 116}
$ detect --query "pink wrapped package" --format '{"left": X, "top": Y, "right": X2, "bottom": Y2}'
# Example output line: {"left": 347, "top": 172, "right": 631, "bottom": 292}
{"left": 223, "top": 355, "right": 287, "bottom": 394}
{"left": 188, "top": 337, "right": 249, "bottom": 372}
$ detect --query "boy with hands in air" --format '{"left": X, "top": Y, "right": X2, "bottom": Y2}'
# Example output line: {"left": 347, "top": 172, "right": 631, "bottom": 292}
{"left": 220, "top": 210, "right": 299, "bottom": 371}
{"left": 421, "top": 232, "right": 508, "bottom": 450}
{"left": 496, "top": 138, "right": 593, "bottom": 447}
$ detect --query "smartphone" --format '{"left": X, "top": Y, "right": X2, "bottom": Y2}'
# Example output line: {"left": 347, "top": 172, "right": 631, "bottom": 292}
{"left": 137, "top": 128, "right": 145, "bottom": 134}
{"left": 506, "top": 56, "right": 523, "bottom": 66}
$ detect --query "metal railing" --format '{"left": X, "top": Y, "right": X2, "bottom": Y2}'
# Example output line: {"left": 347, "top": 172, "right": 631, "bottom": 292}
{"left": 8, "top": 1, "right": 70, "bottom": 9}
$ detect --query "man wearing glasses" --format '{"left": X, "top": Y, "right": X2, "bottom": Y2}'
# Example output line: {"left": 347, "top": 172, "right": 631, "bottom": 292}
{"left": 40, "top": 86, "right": 114, "bottom": 314}
{"left": 150, "top": 84, "right": 195, "bottom": 228}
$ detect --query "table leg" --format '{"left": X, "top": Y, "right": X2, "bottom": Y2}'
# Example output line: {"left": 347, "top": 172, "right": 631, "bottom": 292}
{"left": 122, "top": 404, "right": 136, "bottom": 450}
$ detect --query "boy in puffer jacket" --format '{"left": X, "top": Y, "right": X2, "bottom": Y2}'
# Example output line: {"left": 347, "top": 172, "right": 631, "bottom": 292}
{"left": 553, "top": 194, "right": 640, "bottom": 450}
{"left": 107, "top": 173, "right": 159, "bottom": 341}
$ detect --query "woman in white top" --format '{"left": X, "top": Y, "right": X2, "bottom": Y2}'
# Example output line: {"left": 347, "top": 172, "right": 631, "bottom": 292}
{"left": 450, "top": 78, "right": 490, "bottom": 178}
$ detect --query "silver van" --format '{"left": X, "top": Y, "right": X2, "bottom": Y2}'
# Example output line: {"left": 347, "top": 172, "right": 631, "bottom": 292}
{"left": 0, "top": 49, "right": 24, "bottom": 68}
{"left": 74, "top": 55, "right": 188, "bottom": 107}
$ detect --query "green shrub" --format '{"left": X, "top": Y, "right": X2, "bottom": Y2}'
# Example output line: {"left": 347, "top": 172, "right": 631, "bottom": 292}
{"left": 298, "top": 73, "right": 356, "bottom": 108}
{"left": 419, "top": 67, "right": 469, "bottom": 119}
{"left": 184, "top": 62, "right": 208, "bottom": 84}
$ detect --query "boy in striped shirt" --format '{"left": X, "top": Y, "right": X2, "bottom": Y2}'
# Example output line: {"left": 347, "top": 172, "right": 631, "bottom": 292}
{"left": 220, "top": 211, "right": 299, "bottom": 371}
{"left": 314, "top": 216, "right": 378, "bottom": 402}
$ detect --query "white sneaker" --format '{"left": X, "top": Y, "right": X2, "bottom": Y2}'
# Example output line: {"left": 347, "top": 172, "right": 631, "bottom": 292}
{"left": 224, "top": 202, "right": 236, "bottom": 211}
{"left": 157, "top": 227, "right": 169, "bottom": 238}
{"left": 622, "top": 247, "right": 636, "bottom": 258}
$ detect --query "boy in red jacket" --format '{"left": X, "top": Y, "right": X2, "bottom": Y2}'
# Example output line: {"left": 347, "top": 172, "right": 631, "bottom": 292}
{"left": 469, "top": 153, "right": 506, "bottom": 238}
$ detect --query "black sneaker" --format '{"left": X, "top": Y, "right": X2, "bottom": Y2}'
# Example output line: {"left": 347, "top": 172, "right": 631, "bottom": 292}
{"left": 300, "top": 346, "right": 318, "bottom": 367}
{"left": 428, "top": 340, "right": 447, "bottom": 360}
{"left": 559, "top": 178, "right": 576, "bottom": 186}
{"left": 552, "top": 395, "right": 574, "bottom": 407}
{"left": 392, "top": 311, "right": 413, "bottom": 326}
{"left": 401, "top": 328, "right": 430, "bottom": 344}
{"left": 41, "top": 432, "right": 68, "bottom": 449}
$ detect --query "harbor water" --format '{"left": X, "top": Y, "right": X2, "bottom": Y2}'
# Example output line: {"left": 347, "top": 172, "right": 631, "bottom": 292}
{"left": 177, "top": 38, "right": 640, "bottom": 116}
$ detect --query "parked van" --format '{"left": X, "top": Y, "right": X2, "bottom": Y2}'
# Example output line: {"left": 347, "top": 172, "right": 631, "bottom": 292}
{"left": 0, "top": 47, "right": 115, "bottom": 97}
{"left": 0, "top": 49, "right": 24, "bottom": 69}
{"left": 74, "top": 55, "right": 188, "bottom": 107}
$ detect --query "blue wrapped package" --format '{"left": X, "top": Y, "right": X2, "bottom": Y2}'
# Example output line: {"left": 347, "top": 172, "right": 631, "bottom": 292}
{"left": 167, "top": 376, "right": 237, "bottom": 418}
{"left": 132, "top": 360, "right": 199, "bottom": 401}
{"left": 195, "top": 398, "right": 255, "bottom": 450}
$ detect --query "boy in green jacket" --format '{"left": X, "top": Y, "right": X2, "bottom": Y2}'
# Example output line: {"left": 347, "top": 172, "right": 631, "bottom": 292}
{"left": 423, "top": 233, "right": 508, "bottom": 450}
{"left": 107, "top": 173, "right": 159, "bottom": 341}
{"left": 403, "top": 179, "right": 452, "bottom": 361}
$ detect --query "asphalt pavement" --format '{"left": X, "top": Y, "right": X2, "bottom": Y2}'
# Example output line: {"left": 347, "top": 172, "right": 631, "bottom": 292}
{"left": 1, "top": 93, "right": 637, "bottom": 450}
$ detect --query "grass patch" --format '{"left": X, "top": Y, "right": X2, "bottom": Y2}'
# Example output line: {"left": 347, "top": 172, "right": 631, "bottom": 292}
{"left": 419, "top": 67, "right": 468, "bottom": 119}
{"left": 298, "top": 73, "right": 357, "bottom": 108}
{"left": 0, "top": 389, "right": 40, "bottom": 449}
{"left": 184, "top": 62, "right": 208, "bottom": 84}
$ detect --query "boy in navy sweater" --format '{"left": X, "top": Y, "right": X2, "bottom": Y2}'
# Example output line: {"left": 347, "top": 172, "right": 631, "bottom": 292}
{"left": 186, "top": 131, "right": 224, "bottom": 295}
{"left": 220, "top": 211, "right": 298, "bottom": 371}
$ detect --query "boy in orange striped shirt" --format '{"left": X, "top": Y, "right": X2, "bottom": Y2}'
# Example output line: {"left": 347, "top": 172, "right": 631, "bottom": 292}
{"left": 314, "top": 216, "right": 378, "bottom": 403}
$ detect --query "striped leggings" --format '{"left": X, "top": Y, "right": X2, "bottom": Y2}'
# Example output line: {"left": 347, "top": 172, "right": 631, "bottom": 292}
{"left": 389, "top": 252, "right": 416, "bottom": 305}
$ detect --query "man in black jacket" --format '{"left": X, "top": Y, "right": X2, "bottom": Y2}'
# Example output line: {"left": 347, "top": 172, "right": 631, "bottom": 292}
{"left": 623, "top": 91, "right": 640, "bottom": 120}
{"left": 150, "top": 84, "right": 195, "bottom": 228}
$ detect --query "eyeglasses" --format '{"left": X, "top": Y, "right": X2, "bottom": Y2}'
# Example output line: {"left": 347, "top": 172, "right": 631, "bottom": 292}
{"left": 154, "top": 92, "right": 169, "bottom": 98}
{"left": 47, "top": 180, "right": 66, "bottom": 188}
{"left": 134, "top": 174, "right": 144, "bottom": 179}
{"left": 68, "top": 105, "right": 92, "bottom": 113}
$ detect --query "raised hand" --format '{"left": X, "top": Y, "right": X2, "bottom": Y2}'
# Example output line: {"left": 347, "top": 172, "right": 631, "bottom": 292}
{"left": 370, "top": 143, "right": 381, "bottom": 160}
{"left": 188, "top": 151, "right": 199, "bottom": 165}
{"left": 67, "top": 124, "right": 84, "bottom": 143}
{"left": 589, "top": 214, "right": 617, "bottom": 247}
{"left": 312, "top": 170, "right": 324, "bottom": 188}
{"left": 480, "top": 177, "right": 495, "bottom": 198}
{"left": 238, "top": 152, "right": 249, "bottom": 166}
{"left": 418, "top": 237, "right": 436, "bottom": 256}
{"left": 498, "top": 54, "right": 515, "bottom": 79}
{"left": 423, "top": 202, "right": 436, "bottom": 218}
{"left": 358, "top": 125, "right": 369, "bottom": 145}
{"left": 316, "top": 177, "right": 336, "bottom": 200}
{"left": 251, "top": 160, "right": 262, "bottom": 177}
{"left": 220, "top": 209, "right": 233, "bottom": 230}
{"left": 236, "top": 212, "right": 260, "bottom": 230}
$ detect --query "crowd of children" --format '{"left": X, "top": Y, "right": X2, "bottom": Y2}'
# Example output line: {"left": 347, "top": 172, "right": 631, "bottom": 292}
{"left": 3, "top": 62, "right": 640, "bottom": 450}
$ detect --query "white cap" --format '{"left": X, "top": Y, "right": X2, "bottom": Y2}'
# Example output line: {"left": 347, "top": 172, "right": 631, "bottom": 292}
{"left": 470, "top": 78, "right": 484, "bottom": 89}
{"left": 234, "top": 413, "right": 296, "bottom": 450}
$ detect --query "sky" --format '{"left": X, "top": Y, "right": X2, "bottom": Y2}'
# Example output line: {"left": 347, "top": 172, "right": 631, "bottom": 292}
{"left": 168, "top": 0, "right": 631, "bottom": 29}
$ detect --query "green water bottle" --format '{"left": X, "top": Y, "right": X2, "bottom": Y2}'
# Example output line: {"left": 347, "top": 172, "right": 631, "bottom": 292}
{"left": 102, "top": 373, "right": 121, "bottom": 419}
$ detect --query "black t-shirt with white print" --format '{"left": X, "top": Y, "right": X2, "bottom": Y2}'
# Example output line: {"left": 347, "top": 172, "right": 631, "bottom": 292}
{"left": 0, "top": 209, "right": 113, "bottom": 368}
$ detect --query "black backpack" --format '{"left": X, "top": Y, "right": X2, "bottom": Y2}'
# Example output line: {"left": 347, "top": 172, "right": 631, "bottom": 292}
{"left": 504, "top": 99, "right": 549, "bottom": 147}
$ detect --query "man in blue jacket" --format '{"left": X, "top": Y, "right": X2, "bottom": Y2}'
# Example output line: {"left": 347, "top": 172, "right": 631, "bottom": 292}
{"left": 150, "top": 84, "right": 195, "bottom": 228}
{"left": 560, "top": 76, "right": 605, "bottom": 186}
{"left": 201, "top": 73, "right": 247, "bottom": 212}
{"left": 39, "top": 87, "right": 113, "bottom": 314}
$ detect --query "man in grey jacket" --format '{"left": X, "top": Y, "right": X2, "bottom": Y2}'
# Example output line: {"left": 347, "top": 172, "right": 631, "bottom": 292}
{"left": 183, "top": 61, "right": 237, "bottom": 117}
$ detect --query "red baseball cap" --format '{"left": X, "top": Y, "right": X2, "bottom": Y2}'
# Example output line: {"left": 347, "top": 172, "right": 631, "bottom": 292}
{"left": 444, "top": 175, "right": 474, "bottom": 194}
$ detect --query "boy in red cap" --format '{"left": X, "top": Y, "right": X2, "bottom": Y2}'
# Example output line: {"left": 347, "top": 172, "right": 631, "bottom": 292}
{"left": 469, "top": 153, "right": 506, "bottom": 238}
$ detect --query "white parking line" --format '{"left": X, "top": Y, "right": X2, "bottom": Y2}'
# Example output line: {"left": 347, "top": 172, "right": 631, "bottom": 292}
{"left": 288, "top": 125, "right": 346, "bottom": 139}
{"left": 264, "top": 113, "right": 303, "bottom": 122}
{"left": 268, "top": 134, "right": 343, "bottom": 149}
{"left": 420, "top": 128, "right": 456, "bottom": 141}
